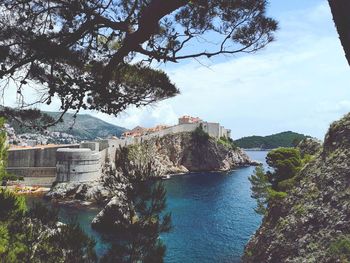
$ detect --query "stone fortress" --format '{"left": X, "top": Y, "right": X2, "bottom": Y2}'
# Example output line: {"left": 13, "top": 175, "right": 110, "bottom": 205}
{"left": 6, "top": 116, "right": 232, "bottom": 186}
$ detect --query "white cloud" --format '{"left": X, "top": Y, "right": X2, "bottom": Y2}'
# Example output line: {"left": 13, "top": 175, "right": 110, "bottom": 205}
{"left": 89, "top": 102, "right": 178, "bottom": 129}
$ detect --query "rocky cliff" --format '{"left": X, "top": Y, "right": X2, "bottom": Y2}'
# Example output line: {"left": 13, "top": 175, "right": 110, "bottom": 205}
{"left": 47, "top": 131, "right": 254, "bottom": 203}
{"left": 242, "top": 114, "right": 350, "bottom": 263}
{"left": 125, "top": 132, "right": 254, "bottom": 176}
{"left": 89, "top": 132, "right": 255, "bottom": 230}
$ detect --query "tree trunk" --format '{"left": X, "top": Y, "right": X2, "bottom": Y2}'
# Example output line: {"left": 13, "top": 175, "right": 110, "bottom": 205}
{"left": 329, "top": 0, "right": 350, "bottom": 66}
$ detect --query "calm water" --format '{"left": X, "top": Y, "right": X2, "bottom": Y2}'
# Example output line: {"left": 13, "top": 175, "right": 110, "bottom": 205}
{"left": 28, "top": 151, "right": 268, "bottom": 263}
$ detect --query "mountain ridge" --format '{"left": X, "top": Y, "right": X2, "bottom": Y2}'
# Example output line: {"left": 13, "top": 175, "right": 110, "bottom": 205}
{"left": 234, "top": 131, "right": 310, "bottom": 149}
{"left": 10, "top": 111, "right": 128, "bottom": 140}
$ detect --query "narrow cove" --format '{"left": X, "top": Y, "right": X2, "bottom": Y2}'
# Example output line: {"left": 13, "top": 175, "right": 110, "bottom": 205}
{"left": 26, "top": 151, "right": 267, "bottom": 263}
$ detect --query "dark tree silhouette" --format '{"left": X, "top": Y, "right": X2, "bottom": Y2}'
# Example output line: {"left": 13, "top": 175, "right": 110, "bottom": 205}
{"left": 98, "top": 145, "right": 171, "bottom": 263}
{"left": 0, "top": 0, "right": 277, "bottom": 126}
{"left": 329, "top": 0, "right": 350, "bottom": 66}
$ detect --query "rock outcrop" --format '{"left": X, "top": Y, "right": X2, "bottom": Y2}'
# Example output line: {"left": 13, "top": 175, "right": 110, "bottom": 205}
{"left": 47, "top": 132, "right": 253, "bottom": 201}
{"left": 91, "top": 132, "right": 255, "bottom": 229}
{"left": 125, "top": 132, "right": 254, "bottom": 176}
{"left": 46, "top": 180, "right": 113, "bottom": 204}
{"left": 242, "top": 113, "right": 350, "bottom": 263}
{"left": 297, "top": 137, "right": 322, "bottom": 156}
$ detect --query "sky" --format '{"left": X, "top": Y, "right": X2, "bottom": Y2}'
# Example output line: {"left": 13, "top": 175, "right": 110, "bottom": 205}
{"left": 4, "top": 0, "right": 350, "bottom": 140}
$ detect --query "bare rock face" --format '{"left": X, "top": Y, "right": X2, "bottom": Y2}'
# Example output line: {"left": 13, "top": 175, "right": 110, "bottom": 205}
{"left": 242, "top": 113, "right": 350, "bottom": 263}
{"left": 297, "top": 137, "right": 322, "bottom": 156}
{"left": 134, "top": 132, "right": 254, "bottom": 176}
{"left": 91, "top": 132, "right": 254, "bottom": 229}
{"left": 46, "top": 180, "right": 113, "bottom": 204}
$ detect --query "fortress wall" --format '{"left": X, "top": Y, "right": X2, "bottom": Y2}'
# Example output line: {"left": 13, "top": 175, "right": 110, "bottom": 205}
{"left": 7, "top": 145, "right": 79, "bottom": 168}
{"left": 97, "top": 140, "right": 110, "bottom": 151}
{"left": 221, "top": 127, "right": 229, "bottom": 138}
{"left": 7, "top": 167, "right": 56, "bottom": 178}
{"left": 6, "top": 167, "right": 56, "bottom": 187}
{"left": 80, "top": 142, "right": 99, "bottom": 151}
{"left": 202, "top": 122, "right": 220, "bottom": 139}
{"left": 99, "top": 148, "right": 108, "bottom": 164}
{"left": 135, "top": 123, "right": 200, "bottom": 142}
{"left": 106, "top": 139, "right": 122, "bottom": 165}
{"left": 56, "top": 148, "right": 101, "bottom": 183}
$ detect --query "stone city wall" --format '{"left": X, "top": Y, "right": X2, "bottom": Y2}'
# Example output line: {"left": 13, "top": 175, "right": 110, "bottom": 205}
{"left": 7, "top": 144, "right": 79, "bottom": 168}
{"left": 6, "top": 144, "right": 79, "bottom": 186}
{"left": 6, "top": 167, "right": 57, "bottom": 186}
{"left": 56, "top": 148, "right": 101, "bottom": 183}
{"left": 5, "top": 121, "right": 231, "bottom": 186}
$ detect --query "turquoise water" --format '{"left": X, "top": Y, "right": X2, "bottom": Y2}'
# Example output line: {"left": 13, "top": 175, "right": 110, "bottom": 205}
{"left": 29, "top": 151, "right": 268, "bottom": 262}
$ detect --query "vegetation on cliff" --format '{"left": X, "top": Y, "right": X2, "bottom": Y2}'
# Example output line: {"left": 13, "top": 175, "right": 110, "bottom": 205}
{"left": 249, "top": 147, "right": 308, "bottom": 215}
{"left": 0, "top": 118, "right": 8, "bottom": 182}
{"left": 93, "top": 146, "right": 171, "bottom": 263}
{"left": 114, "top": 131, "right": 253, "bottom": 176}
{"left": 0, "top": 118, "right": 21, "bottom": 182}
{"left": 243, "top": 115, "right": 350, "bottom": 263}
{"left": 234, "top": 131, "right": 309, "bottom": 149}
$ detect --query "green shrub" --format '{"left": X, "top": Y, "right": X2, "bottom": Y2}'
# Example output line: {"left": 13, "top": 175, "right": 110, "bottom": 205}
{"left": 267, "top": 188, "right": 287, "bottom": 200}
{"left": 329, "top": 236, "right": 350, "bottom": 262}
{"left": 294, "top": 204, "right": 307, "bottom": 216}
{"left": 266, "top": 147, "right": 303, "bottom": 190}
{"left": 249, "top": 166, "right": 270, "bottom": 215}
{"left": 218, "top": 136, "right": 237, "bottom": 150}
{"left": 277, "top": 177, "right": 297, "bottom": 192}
{"left": 0, "top": 189, "right": 26, "bottom": 221}
{"left": 192, "top": 126, "right": 209, "bottom": 143}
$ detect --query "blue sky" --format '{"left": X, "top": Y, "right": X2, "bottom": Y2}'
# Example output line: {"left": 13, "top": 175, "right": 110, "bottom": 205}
{"left": 98, "top": 0, "right": 350, "bottom": 140}
{"left": 5, "top": 1, "right": 350, "bottom": 139}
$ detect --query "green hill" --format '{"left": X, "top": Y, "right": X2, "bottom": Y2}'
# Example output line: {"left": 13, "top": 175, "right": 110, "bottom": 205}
{"left": 234, "top": 131, "right": 309, "bottom": 149}
{"left": 10, "top": 112, "right": 127, "bottom": 140}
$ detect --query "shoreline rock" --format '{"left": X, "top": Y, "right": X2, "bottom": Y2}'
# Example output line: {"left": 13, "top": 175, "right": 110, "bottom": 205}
{"left": 242, "top": 113, "right": 350, "bottom": 263}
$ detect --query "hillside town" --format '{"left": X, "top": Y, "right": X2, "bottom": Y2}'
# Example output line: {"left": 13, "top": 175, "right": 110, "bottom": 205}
{"left": 5, "top": 123, "right": 78, "bottom": 147}
{"left": 121, "top": 115, "right": 231, "bottom": 140}
{"left": 4, "top": 115, "right": 233, "bottom": 187}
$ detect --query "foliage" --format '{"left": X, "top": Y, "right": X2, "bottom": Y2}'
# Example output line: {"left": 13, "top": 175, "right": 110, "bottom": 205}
{"left": 328, "top": 235, "right": 350, "bottom": 262}
{"left": 217, "top": 136, "right": 237, "bottom": 150}
{"left": 0, "top": 190, "right": 97, "bottom": 262}
{"left": 0, "top": 118, "right": 23, "bottom": 183}
{"left": 0, "top": 108, "right": 55, "bottom": 131}
{"left": 0, "top": 189, "right": 26, "bottom": 221}
{"left": 46, "top": 223, "right": 97, "bottom": 263}
{"left": 0, "top": 0, "right": 277, "bottom": 126}
{"left": 0, "top": 117, "right": 8, "bottom": 182}
{"left": 26, "top": 202, "right": 59, "bottom": 226}
{"left": 101, "top": 145, "right": 171, "bottom": 263}
{"left": 249, "top": 147, "right": 307, "bottom": 215}
{"left": 0, "top": 118, "right": 8, "bottom": 182}
{"left": 234, "top": 131, "right": 309, "bottom": 149}
{"left": 192, "top": 125, "right": 209, "bottom": 143}
{"left": 266, "top": 148, "right": 303, "bottom": 189}
{"left": 249, "top": 166, "right": 270, "bottom": 215}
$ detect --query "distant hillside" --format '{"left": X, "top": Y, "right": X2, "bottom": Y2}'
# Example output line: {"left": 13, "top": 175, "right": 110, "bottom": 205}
{"left": 234, "top": 131, "right": 309, "bottom": 149}
{"left": 10, "top": 112, "right": 127, "bottom": 140}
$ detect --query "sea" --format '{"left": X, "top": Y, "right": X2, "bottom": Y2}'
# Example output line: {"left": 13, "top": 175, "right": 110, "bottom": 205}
{"left": 27, "top": 150, "right": 268, "bottom": 263}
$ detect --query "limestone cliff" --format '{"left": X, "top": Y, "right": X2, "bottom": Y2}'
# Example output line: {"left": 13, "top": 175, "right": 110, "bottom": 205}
{"left": 122, "top": 132, "right": 254, "bottom": 176}
{"left": 242, "top": 114, "right": 350, "bottom": 263}
{"left": 47, "top": 131, "right": 253, "bottom": 203}
{"left": 90, "top": 133, "right": 254, "bottom": 230}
